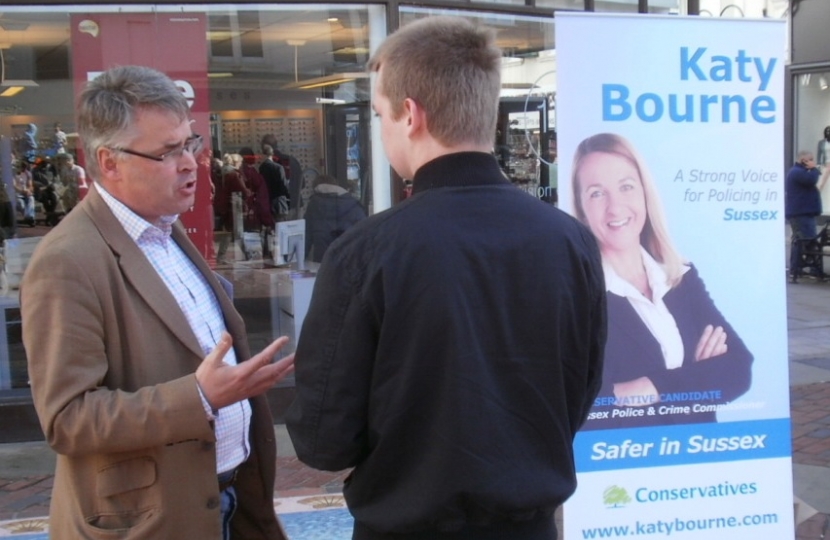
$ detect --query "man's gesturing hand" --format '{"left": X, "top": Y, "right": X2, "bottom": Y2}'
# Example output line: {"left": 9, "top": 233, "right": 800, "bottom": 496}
{"left": 196, "top": 332, "right": 295, "bottom": 410}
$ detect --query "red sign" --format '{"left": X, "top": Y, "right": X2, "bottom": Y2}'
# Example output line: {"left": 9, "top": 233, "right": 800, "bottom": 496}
{"left": 70, "top": 12, "right": 214, "bottom": 261}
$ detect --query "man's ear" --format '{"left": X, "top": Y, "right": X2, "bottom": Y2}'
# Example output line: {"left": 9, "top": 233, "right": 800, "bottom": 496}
{"left": 97, "top": 147, "right": 121, "bottom": 182}
{"left": 403, "top": 97, "right": 425, "bottom": 135}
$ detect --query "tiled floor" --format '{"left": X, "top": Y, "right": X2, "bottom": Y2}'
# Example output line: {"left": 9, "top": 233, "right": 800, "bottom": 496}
{"left": 0, "top": 460, "right": 352, "bottom": 539}
{"left": 0, "top": 497, "right": 356, "bottom": 540}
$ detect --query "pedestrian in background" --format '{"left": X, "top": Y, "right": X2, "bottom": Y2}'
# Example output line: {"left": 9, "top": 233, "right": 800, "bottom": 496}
{"left": 303, "top": 174, "right": 366, "bottom": 262}
{"left": 786, "top": 150, "right": 828, "bottom": 282}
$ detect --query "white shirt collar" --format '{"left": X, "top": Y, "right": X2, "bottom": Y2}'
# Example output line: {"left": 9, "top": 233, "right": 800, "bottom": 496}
{"left": 97, "top": 183, "right": 178, "bottom": 242}
{"left": 603, "top": 246, "right": 675, "bottom": 302}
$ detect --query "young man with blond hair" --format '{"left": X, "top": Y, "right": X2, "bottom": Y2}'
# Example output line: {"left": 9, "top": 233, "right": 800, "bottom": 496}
{"left": 287, "top": 16, "right": 606, "bottom": 540}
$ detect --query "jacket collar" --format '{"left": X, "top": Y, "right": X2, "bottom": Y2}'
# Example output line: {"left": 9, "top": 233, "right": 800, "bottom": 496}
{"left": 411, "top": 152, "right": 509, "bottom": 195}
{"left": 79, "top": 187, "right": 233, "bottom": 362}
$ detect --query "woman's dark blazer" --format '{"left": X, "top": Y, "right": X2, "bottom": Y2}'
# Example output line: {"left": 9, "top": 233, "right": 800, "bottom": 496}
{"left": 582, "top": 265, "right": 753, "bottom": 430}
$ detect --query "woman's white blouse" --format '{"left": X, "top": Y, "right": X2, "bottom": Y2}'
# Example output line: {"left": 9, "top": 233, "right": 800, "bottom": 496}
{"left": 603, "top": 248, "right": 690, "bottom": 370}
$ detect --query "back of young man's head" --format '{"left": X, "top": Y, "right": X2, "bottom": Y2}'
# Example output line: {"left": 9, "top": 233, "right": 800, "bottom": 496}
{"left": 368, "top": 16, "right": 501, "bottom": 148}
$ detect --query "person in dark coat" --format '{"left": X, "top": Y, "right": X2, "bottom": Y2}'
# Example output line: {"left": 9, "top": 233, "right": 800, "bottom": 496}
{"left": 303, "top": 174, "right": 366, "bottom": 262}
{"left": 259, "top": 144, "right": 289, "bottom": 219}
{"left": 286, "top": 17, "right": 606, "bottom": 540}
{"left": 260, "top": 135, "right": 304, "bottom": 217}
{"left": 786, "top": 150, "right": 827, "bottom": 281}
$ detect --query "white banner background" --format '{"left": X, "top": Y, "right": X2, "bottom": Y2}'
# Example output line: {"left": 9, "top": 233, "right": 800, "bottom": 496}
{"left": 556, "top": 13, "right": 792, "bottom": 539}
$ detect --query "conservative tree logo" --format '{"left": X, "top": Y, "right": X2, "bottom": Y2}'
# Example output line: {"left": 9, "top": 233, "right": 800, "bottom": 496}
{"left": 604, "top": 486, "right": 632, "bottom": 508}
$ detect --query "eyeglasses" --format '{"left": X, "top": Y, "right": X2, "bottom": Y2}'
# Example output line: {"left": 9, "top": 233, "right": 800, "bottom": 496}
{"left": 110, "top": 134, "right": 203, "bottom": 163}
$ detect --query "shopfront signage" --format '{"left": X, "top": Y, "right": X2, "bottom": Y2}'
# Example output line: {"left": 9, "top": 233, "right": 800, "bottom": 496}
{"left": 70, "top": 13, "right": 214, "bottom": 260}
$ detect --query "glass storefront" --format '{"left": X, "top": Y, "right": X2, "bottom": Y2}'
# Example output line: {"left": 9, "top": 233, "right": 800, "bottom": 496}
{"left": 0, "top": 4, "right": 570, "bottom": 399}
{"left": 793, "top": 69, "right": 830, "bottom": 215}
{"left": 0, "top": 0, "right": 802, "bottom": 437}
{"left": 0, "top": 4, "right": 388, "bottom": 394}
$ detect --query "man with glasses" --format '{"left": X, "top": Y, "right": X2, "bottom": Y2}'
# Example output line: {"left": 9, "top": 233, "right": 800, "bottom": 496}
{"left": 21, "top": 65, "right": 294, "bottom": 540}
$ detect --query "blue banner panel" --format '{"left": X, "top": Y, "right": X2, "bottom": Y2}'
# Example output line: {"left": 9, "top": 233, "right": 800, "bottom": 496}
{"left": 575, "top": 418, "right": 791, "bottom": 472}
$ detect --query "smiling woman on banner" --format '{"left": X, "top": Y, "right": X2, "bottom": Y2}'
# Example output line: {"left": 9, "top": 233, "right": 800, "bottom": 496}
{"left": 571, "top": 132, "right": 753, "bottom": 430}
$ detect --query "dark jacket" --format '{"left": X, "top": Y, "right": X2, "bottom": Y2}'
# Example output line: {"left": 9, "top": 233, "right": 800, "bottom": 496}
{"left": 259, "top": 158, "right": 289, "bottom": 204}
{"left": 303, "top": 184, "right": 366, "bottom": 262}
{"left": 286, "top": 152, "right": 606, "bottom": 539}
{"left": 582, "top": 265, "right": 753, "bottom": 430}
{"left": 274, "top": 151, "right": 304, "bottom": 210}
{"left": 785, "top": 162, "right": 822, "bottom": 218}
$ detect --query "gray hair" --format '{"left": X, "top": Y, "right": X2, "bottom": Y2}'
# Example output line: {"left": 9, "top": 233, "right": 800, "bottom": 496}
{"left": 76, "top": 65, "right": 190, "bottom": 180}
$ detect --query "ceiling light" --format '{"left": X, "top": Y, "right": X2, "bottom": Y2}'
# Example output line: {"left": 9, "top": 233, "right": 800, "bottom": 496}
{"left": 334, "top": 46, "right": 370, "bottom": 55}
{"left": 0, "top": 79, "right": 38, "bottom": 97}
{"left": 821, "top": 76, "right": 829, "bottom": 91}
{"left": 282, "top": 72, "right": 368, "bottom": 90}
{"left": 207, "top": 72, "right": 233, "bottom": 78}
{"left": 0, "top": 86, "right": 24, "bottom": 97}
{"left": 207, "top": 31, "right": 236, "bottom": 40}
{"left": 328, "top": 17, "right": 339, "bottom": 22}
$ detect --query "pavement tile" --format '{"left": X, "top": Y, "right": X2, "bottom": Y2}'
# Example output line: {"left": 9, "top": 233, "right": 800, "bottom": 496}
{"left": 797, "top": 513, "right": 828, "bottom": 540}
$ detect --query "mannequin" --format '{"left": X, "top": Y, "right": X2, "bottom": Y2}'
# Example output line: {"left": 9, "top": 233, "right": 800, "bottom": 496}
{"left": 817, "top": 126, "right": 830, "bottom": 167}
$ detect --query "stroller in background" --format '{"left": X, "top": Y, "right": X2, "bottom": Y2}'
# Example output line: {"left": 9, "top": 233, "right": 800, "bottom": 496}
{"left": 791, "top": 221, "right": 830, "bottom": 283}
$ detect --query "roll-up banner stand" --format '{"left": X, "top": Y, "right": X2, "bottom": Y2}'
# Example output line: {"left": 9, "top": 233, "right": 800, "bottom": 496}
{"left": 556, "top": 13, "right": 792, "bottom": 539}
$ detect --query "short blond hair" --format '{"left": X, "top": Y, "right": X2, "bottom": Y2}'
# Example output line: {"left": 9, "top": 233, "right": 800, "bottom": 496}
{"left": 368, "top": 16, "right": 501, "bottom": 147}
{"left": 571, "top": 133, "right": 687, "bottom": 287}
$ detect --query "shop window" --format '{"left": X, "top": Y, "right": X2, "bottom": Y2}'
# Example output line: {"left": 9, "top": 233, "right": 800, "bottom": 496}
{"left": 208, "top": 11, "right": 264, "bottom": 60}
{"left": 0, "top": 4, "right": 385, "bottom": 403}
{"left": 793, "top": 70, "right": 830, "bottom": 215}
{"left": 209, "top": 14, "right": 235, "bottom": 57}
{"left": 238, "top": 11, "right": 264, "bottom": 58}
